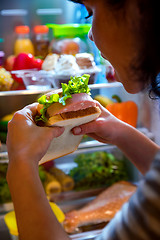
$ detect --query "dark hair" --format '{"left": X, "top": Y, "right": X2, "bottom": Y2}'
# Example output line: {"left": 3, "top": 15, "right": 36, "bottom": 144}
{"left": 68, "top": 0, "right": 83, "bottom": 3}
{"left": 69, "top": 0, "right": 160, "bottom": 98}
{"left": 149, "top": 74, "right": 160, "bottom": 99}
{"left": 135, "top": 1, "right": 160, "bottom": 98}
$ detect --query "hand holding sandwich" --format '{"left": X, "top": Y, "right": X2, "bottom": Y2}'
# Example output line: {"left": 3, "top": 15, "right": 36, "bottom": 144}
{"left": 72, "top": 101, "right": 159, "bottom": 174}
{"left": 7, "top": 103, "right": 64, "bottom": 166}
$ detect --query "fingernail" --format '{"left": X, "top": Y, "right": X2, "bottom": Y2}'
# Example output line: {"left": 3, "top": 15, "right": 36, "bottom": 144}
{"left": 73, "top": 127, "right": 82, "bottom": 135}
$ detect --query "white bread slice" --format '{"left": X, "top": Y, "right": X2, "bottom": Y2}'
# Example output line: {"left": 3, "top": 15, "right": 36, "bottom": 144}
{"left": 39, "top": 108, "right": 101, "bottom": 165}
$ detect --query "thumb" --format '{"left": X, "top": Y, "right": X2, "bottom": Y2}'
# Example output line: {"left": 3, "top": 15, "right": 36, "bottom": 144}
{"left": 41, "top": 126, "right": 65, "bottom": 140}
{"left": 72, "top": 119, "right": 102, "bottom": 135}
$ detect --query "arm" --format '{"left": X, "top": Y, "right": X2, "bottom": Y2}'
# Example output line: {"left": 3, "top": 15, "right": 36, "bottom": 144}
{"left": 72, "top": 102, "right": 160, "bottom": 174}
{"left": 113, "top": 121, "right": 159, "bottom": 174}
{"left": 7, "top": 103, "right": 70, "bottom": 240}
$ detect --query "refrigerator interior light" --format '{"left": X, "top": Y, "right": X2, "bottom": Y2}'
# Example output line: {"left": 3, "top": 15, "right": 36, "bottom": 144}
{"left": 0, "top": 9, "right": 28, "bottom": 16}
{"left": 36, "top": 8, "right": 63, "bottom": 16}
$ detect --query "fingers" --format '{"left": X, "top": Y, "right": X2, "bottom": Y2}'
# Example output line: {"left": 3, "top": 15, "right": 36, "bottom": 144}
{"left": 87, "top": 133, "right": 108, "bottom": 143}
{"left": 23, "top": 103, "right": 39, "bottom": 118}
{"left": 10, "top": 103, "right": 38, "bottom": 123}
{"left": 10, "top": 103, "right": 65, "bottom": 139}
{"left": 72, "top": 117, "right": 105, "bottom": 135}
{"left": 47, "top": 126, "right": 65, "bottom": 138}
{"left": 94, "top": 100, "right": 108, "bottom": 112}
{"left": 25, "top": 102, "right": 39, "bottom": 110}
{"left": 72, "top": 122, "right": 93, "bottom": 135}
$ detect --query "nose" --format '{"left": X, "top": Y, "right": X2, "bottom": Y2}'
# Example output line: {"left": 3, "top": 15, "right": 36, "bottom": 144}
{"left": 88, "top": 27, "right": 93, "bottom": 41}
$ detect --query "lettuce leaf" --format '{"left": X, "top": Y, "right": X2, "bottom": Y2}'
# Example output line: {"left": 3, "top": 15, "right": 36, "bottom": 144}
{"left": 36, "top": 74, "right": 91, "bottom": 122}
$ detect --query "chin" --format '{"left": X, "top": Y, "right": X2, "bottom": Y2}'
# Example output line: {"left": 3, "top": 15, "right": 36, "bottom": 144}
{"left": 123, "top": 82, "right": 144, "bottom": 94}
{"left": 117, "top": 71, "right": 145, "bottom": 94}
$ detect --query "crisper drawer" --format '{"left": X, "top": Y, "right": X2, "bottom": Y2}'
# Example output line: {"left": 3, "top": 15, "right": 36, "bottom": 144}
{"left": 48, "top": 143, "right": 138, "bottom": 239}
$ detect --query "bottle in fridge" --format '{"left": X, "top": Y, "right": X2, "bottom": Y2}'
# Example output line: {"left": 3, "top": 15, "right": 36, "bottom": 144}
{"left": 33, "top": 25, "right": 49, "bottom": 59}
{"left": 14, "top": 26, "right": 34, "bottom": 56}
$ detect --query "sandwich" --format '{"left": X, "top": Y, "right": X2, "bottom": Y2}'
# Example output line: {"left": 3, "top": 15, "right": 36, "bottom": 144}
{"left": 35, "top": 74, "right": 101, "bottom": 165}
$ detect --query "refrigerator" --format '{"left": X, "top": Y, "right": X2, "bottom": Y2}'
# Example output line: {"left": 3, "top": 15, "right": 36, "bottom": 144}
{"left": 0, "top": 0, "right": 160, "bottom": 239}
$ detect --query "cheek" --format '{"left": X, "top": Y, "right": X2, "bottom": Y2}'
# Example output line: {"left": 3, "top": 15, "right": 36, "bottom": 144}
{"left": 91, "top": 14, "right": 110, "bottom": 55}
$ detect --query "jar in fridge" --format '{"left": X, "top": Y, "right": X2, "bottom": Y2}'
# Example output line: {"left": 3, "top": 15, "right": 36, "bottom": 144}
{"left": 14, "top": 26, "right": 34, "bottom": 56}
{"left": 33, "top": 25, "right": 49, "bottom": 59}
{"left": 47, "top": 24, "right": 91, "bottom": 55}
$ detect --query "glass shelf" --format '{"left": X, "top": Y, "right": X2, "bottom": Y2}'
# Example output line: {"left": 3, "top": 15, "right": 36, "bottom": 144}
{"left": 0, "top": 82, "right": 122, "bottom": 97}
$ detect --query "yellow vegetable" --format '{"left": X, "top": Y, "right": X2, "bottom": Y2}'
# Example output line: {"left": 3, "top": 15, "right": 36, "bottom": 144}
{"left": 94, "top": 95, "right": 114, "bottom": 107}
{"left": 0, "top": 68, "right": 13, "bottom": 91}
{"left": 45, "top": 172, "right": 61, "bottom": 195}
{"left": 4, "top": 202, "right": 65, "bottom": 236}
{"left": 49, "top": 167, "right": 74, "bottom": 192}
{"left": 49, "top": 202, "right": 65, "bottom": 223}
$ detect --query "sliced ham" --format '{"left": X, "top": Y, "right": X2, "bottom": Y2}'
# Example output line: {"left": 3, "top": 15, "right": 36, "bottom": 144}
{"left": 47, "top": 93, "right": 97, "bottom": 117}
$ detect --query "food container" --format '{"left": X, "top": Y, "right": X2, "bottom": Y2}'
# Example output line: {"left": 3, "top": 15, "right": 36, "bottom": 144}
{"left": 47, "top": 24, "right": 92, "bottom": 55}
{"left": 49, "top": 53, "right": 102, "bottom": 88}
{"left": 12, "top": 70, "right": 55, "bottom": 90}
{"left": 53, "top": 67, "right": 101, "bottom": 88}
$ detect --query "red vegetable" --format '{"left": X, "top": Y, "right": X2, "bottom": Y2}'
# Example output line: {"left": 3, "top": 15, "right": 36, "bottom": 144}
{"left": 13, "top": 53, "right": 34, "bottom": 70}
{"left": 12, "top": 53, "right": 43, "bottom": 84}
{"left": 33, "top": 58, "right": 43, "bottom": 70}
{"left": 4, "top": 55, "right": 16, "bottom": 71}
{"left": 12, "top": 53, "right": 34, "bottom": 84}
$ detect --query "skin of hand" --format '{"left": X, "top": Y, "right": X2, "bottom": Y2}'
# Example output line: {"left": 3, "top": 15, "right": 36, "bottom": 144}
{"left": 7, "top": 103, "right": 64, "bottom": 165}
{"left": 72, "top": 101, "right": 160, "bottom": 174}
{"left": 72, "top": 101, "right": 126, "bottom": 144}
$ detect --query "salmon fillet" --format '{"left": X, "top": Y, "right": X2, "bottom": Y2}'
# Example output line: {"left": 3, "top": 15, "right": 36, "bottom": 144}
{"left": 63, "top": 181, "right": 137, "bottom": 233}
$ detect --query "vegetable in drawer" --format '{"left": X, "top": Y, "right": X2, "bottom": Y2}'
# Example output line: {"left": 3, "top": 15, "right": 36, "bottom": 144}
{"left": 69, "top": 151, "right": 128, "bottom": 190}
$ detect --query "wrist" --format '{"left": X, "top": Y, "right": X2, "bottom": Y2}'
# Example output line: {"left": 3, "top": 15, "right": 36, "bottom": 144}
{"left": 110, "top": 119, "right": 129, "bottom": 146}
{"left": 7, "top": 155, "right": 39, "bottom": 184}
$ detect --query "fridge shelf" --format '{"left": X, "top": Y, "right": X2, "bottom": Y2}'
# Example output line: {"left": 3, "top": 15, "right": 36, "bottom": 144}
{"left": 0, "top": 127, "right": 154, "bottom": 164}
{"left": 0, "top": 82, "right": 122, "bottom": 97}
{"left": 0, "top": 141, "right": 115, "bottom": 164}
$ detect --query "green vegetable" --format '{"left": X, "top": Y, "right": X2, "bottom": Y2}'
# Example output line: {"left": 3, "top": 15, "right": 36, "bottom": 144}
{"left": 0, "top": 164, "right": 47, "bottom": 204}
{"left": 0, "top": 164, "right": 11, "bottom": 204}
{"left": 35, "top": 74, "right": 91, "bottom": 122}
{"left": 69, "top": 151, "right": 128, "bottom": 190}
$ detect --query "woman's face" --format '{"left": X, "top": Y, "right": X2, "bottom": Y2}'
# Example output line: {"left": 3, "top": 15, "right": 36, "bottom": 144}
{"left": 83, "top": 0, "right": 145, "bottom": 93}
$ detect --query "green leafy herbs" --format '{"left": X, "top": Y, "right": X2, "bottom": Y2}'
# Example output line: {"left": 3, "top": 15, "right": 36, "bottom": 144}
{"left": 69, "top": 151, "right": 128, "bottom": 190}
{"left": 35, "top": 74, "right": 91, "bottom": 122}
